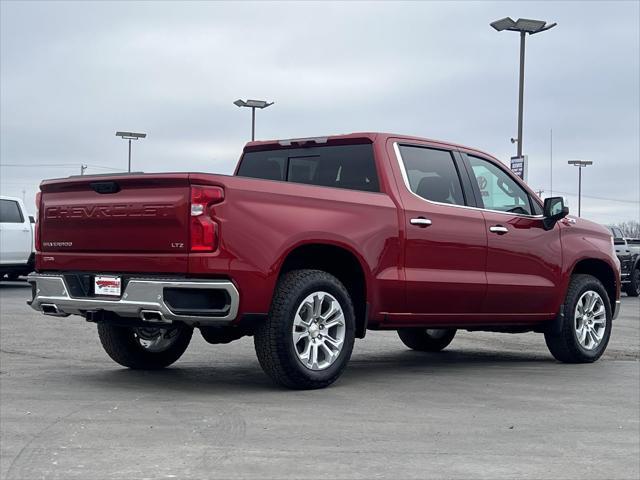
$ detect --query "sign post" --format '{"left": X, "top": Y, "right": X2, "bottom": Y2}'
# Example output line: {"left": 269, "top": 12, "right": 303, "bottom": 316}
{"left": 510, "top": 155, "right": 528, "bottom": 181}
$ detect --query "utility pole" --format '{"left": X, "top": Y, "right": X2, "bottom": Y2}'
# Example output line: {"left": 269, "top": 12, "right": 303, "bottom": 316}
{"left": 80, "top": 164, "right": 87, "bottom": 175}
{"left": 550, "top": 129, "right": 553, "bottom": 197}
{"left": 490, "top": 17, "right": 556, "bottom": 159}
{"left": 568, "top": 160, "right": 593, "bottom": 217}
{"left": 233, "top": 99, "right": 274, "bottom": 141}
{"left": 115, "top": 132, "right": 147, "bottom": 172}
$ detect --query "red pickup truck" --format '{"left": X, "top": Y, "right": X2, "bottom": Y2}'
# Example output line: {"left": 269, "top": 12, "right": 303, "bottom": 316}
{"left": 28, "top": 132, "right": 620, "bottom": 389}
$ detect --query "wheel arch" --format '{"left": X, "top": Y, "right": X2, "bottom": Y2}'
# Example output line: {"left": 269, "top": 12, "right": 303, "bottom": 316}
{"left": 277, "top": 242, "right": 369, "bottom": 338}
{"left": 570, "top": 258, "right": 617, "bottom": 314}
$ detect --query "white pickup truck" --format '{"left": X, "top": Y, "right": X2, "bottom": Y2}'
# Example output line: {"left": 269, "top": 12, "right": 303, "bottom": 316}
{"left": 0, "top": 195, "right": 35, "bottom": 280}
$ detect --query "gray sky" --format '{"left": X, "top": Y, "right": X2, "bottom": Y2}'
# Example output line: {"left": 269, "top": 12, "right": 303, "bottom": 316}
{"left": 1, "top": 0, "right": 639, "bottom": 223}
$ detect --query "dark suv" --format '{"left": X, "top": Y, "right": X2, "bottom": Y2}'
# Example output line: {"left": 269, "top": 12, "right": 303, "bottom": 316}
{"left": 608, "top": 226, "right": 640, "bottom": 296}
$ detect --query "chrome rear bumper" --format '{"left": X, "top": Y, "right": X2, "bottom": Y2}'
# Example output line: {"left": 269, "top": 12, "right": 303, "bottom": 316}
{"left": 27, "top": 273, "right": 239, "bottom": 326}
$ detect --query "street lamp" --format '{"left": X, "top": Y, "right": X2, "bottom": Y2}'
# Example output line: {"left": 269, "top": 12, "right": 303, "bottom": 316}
{"left": 568, "top": 160, "right": 593, "bottom": 217}
{"left": 490, "top": 17, "right": 557, "bottom": 159}
{"left": 115, "top": 131, "right": 147, "bottom": 172}
{"left": 233, "top": 99, "right": 274, "bottom": 141}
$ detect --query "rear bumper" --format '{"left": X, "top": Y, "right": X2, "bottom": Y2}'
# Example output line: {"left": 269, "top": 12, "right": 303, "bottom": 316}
{"left": 27, "top": 273, "right": 239, "bottom": 326}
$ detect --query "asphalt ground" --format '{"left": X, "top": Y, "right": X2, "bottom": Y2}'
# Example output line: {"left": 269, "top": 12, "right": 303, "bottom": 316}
{"left": 1, "top": 280, "right": 638, "bottom": 480}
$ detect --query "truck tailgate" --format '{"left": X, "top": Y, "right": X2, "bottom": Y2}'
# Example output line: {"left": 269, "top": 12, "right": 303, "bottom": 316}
{"left": 39, "top": 174, "right": 191, "bottom": 272}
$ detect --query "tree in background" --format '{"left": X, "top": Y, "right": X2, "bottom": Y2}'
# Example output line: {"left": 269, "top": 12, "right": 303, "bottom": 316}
{"left": 614, "top": 220, "right": 640, "bottom": 238}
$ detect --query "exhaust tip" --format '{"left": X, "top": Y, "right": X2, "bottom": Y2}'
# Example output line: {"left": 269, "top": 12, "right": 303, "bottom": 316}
{"left": 140, "top": 310, "right": 170, "bottom": 323}
{"left": 41, "top": 303, "right": 69, "bottom": 317}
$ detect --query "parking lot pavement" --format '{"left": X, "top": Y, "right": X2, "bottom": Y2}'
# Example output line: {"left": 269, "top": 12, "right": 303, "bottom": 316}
{"left": 1, "top": 281, "right": 638, "bottom": 480}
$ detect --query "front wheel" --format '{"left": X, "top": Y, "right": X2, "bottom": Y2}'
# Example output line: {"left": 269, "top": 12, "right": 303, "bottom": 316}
{"left": 397, "top": 328, "right": 456, "bottom": 352}
{"left": 254, "top": 270, "right": 356, "bottom": 389}
{"left": 97, "top": 323, "right": 193, "bottom": 369}
{"left": 544, "top": 274, "right": 612, "bottom": 363}
{"left": 624, "top": 267, "right": 640, "bottom": 297}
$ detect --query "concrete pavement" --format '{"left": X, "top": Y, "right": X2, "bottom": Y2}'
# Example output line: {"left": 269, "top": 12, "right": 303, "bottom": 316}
{"left": 1, "top": 281, "right": 638, "bottom": 479}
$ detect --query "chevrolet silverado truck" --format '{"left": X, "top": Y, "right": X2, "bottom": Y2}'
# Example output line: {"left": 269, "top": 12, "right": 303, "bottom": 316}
{"left": 607, "top": 226, "right": 640, "bottom": 296}
{"left": 27, "top": 133, "right": 621, "bottom": 389}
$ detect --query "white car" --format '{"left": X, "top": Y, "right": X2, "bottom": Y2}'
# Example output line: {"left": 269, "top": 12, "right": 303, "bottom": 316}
{"left": 0, "top": 195, "right": 35, "bottom": 280}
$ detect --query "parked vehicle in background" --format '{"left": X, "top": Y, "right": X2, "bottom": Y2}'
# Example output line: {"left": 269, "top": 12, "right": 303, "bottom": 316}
{"left": 27, "top": 133, "right": 621, "bottom": 389}
{"left": 0, "top": 195, "right": 35, "bottom": 280}
{"left": 607, "top": 226, "right": 640, "bottom": 297}
{"left": 626, "top": 238, "right": 640, "bottom": 255}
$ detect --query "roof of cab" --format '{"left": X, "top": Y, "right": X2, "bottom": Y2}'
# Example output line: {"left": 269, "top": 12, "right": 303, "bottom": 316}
{"left": 243, "top": 132, "right": 499, "bottom": 161}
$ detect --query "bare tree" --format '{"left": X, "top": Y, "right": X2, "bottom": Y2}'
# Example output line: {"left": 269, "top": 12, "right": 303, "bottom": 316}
{"left": 614, "top": 220, "right": 640, "bottom": 238}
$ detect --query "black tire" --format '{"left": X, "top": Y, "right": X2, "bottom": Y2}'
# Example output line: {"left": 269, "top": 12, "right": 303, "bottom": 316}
{"left": 397, "top": 328, "right": 456, "bottom": 352}
{"left": 254, "top": 269, "right": 356, "bottom": 390}
{"left": 544, "top": 274, "right": 612, "bottom": 363}
{"left": 624, "top": 267, "right": 640, "bottom": 297}
{"left": 97, "top": 323, "right": 193, "bottom": 369}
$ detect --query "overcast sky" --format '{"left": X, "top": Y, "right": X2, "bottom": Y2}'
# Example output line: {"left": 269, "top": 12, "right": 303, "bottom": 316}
{"left": 1, "top": 0, "right": 638, "bottom": 223}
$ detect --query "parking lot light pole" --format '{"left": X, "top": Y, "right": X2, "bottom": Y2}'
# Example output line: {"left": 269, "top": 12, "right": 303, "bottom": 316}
{"left": 490, "top": 17, "right": 557, "bottom": 159}
{"left": 568, "top": 160, "right": 593, "bottom": 217}
{"left": 115, "top": 131, "right": 147, "bottom": 172}
{"left": 233, "top": 99, "right": 274, "bottom": 141}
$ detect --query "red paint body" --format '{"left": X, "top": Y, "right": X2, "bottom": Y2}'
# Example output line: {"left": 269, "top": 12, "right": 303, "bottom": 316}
{"left": 35, "top": 133, "right": 620, "bottom": 329}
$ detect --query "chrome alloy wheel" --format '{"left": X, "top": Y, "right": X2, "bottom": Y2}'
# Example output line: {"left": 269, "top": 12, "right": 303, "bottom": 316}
{"left": 574, "top": 290, "right": 607, "bottom": 350}
{"left": 134, "top": 327, "right": 180, "bottom": 353}
{"left": 292, "top": 291, "right": 346, "bottom": 371}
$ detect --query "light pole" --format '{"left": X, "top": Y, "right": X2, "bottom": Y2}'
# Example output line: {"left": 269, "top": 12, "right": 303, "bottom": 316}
{"left": 233, "top": 99, "right": 274, "bottom": 141}
{"left": 568, "top": 160, "right": 593, "bottom": 217}
{"left": 490, "top": 17, "right": 556, "bottom": 159}
{"left": 115, "top": 131, "right": 147, "bottom": 172}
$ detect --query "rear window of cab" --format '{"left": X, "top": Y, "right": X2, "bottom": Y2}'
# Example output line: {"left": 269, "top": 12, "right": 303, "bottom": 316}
{"left": 237, "top": 144, "right": 380, "bottom": 193}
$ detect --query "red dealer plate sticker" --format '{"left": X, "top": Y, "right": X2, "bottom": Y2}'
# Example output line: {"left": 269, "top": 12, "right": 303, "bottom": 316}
{"left": 94, "top": 276, "right": 122, "bottom": 297}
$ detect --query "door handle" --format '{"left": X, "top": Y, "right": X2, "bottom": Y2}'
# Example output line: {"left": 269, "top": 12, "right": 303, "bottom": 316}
{"left": 410, "top": 217, "right": 432, "bottom": 227}
{"left": 489, "top": 225, "right": 509, "bottom": 234}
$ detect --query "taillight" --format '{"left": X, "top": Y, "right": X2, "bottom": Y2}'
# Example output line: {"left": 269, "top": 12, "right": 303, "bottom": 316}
{"left": 190, "top": 185, "right": 224, "bottom": 252}
{"left": 34, "top": 191, "right": 42, "bottom": 251}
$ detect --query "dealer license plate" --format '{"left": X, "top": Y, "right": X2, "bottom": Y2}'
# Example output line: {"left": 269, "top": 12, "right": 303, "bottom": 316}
{"left": 94, "top": 275, "right": 122, "bottom": 297}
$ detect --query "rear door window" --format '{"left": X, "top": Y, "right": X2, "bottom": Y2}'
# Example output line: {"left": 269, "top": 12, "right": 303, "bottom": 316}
{"left": 397, "top": 145, "right": 466, "bottom": 205}
{"left": 0, "top": 199, "right": 24, "bottom": 223}
{"left": 237, "top": 144, "right": 379, "bottom": 192}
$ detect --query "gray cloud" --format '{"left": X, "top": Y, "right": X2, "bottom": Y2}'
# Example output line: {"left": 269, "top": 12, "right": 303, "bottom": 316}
{"left": 1, "top": 0, "right": 638, "bottom": 223}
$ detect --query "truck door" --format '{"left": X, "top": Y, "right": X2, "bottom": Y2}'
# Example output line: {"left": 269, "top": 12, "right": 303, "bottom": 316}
{"left": 0, "top": 198, "right": 31, "bottom": 265}
{"left": 463, "top": 154, "right": 562, "bottom": 317}
{"left": 391, "top": 143, "right": 488, "bottom": 319}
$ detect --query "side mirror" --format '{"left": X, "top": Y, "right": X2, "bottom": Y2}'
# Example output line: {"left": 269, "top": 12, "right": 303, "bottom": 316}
{"left": 542, "top": 197, "right": 568, "bottom": 230}
{"left": 29, "top": 215, "right": 35, "bottom": 224}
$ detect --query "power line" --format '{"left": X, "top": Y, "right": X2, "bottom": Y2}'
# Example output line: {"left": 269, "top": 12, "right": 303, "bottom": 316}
{"left": 553, "top": 190, "right": 639, "bottom": 204}
{"left": 0, "top": 163, "right": 122, "bottom": 171}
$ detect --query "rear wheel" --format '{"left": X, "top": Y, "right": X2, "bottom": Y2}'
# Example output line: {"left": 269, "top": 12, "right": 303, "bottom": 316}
{"left": 544, "top": 274, "right": 612, "bottom": 363}
{"left": 397, "top": 328, "right": 456, "bottom": 352}
{"left": 624, "top": 267, "right": 640, "bottom": 297}
{"left": 97, "top": 323, "right": 193, "bottom": 369}
{"left": 254, "top": 270, "right": 355, "bottom": 389}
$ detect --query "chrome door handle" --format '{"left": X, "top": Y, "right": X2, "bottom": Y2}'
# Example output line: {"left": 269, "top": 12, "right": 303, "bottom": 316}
{"left": 410, "top": 218, "right": 432, "bottom": 227}
{"left": 489, "top": 225, "right": 509, "bottom": 234}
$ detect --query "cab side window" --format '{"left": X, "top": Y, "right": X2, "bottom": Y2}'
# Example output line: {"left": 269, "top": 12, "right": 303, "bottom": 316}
{"left": 398, "top": 145, "right": 465, "bottom": 206}
{"left": 0, "top": 199, "right": 24, "bottom": 223}
{"left": 468, "top": 156, "right": 532, "bottom": 215}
